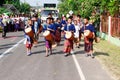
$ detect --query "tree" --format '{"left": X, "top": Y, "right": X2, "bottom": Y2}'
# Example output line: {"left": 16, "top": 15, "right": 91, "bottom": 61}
{"left": 58, "top": 0, "right": 120, "bottom": 17}
{"left": 1, "top": 0, "right": 31, "bottom": 14}
{"left": 4, "top": 0, "right": 20, "bottom": 10}
{"left": 0, "top": 7, "right": 9, "bottom": 14}
{"left": 19, "top": 3, "right": 31, "bottom": 14}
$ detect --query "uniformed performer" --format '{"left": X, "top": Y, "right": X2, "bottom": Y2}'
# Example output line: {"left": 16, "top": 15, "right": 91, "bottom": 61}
{"left": 63, "top": 17, "right": 76, "bottom": 57}
{"left": 81, "top": 17, "right": 95, "bottom": 58}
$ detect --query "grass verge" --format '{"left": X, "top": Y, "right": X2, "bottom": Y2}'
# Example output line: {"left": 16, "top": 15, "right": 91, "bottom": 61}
{"left": 94, "top": 39, "right": 120, "bottom": 80}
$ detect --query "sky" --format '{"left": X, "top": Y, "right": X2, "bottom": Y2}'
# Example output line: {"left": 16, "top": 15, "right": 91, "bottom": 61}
{"left": 20, "top": 0, "right": 59, "bottom": 6}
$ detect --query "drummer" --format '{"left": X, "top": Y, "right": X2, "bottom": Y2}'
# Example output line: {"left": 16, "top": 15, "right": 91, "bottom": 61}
{"left": 24, "top": 19, "right": 33, "bottom": 56}
{"left": 43, "top": 17, "right": 54, "bottom": 57}
{"left": 31, "top": 14, "right": 41, "bottom": 41}
{"left": 48, "top": 17, "right": 56, "bottom": 38}
{"left": 81, "top": 17, "right": 95, "bottom": 58}
{"left": 54, "top": 18, "right": 62, "bottom": 45}
{"left": 61, "top": 16, "right": 67, "bottom": 31}
{"left": 63, "top": 17, "right": 75, "bottom": 57}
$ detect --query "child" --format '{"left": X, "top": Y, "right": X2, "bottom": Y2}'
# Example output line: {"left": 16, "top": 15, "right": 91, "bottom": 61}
{"left": 63, "top": 17, "right": 75, "bottom": 57}
{"left": 24, "top": 19, "right": 33, "bottom": 56}
{"left": 24, "top": 34, "right": 33, "bottom": 56}
{"left": 74, "top": 20, "right": 80, "bottom": 48}
{"left": 81, "top": 17, "right": 95, "bottom": 58}
{"left": 43, "top": 17, "right": 54, "bottom": 57}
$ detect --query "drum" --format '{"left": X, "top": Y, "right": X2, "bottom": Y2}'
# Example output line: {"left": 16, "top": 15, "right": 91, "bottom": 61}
{"left": 84, "top": 30, "right": 93, "bottom": 38}
{"left": 52, "top": 42, "right": 57, "bottom": 48}
{"left": 25, "top": 27, "right": 34, "bottom": 38}
{"left": 43, "top": 30, "right": 53, "bottom": 41}
{"left": 65, "top": 31, "right": 74, "bottom": 40}
{"left": 38, "top": 25, "right": 43, "bottom": 33}
{"left": 55, "top": 30, "right": 61, "bottom": 42}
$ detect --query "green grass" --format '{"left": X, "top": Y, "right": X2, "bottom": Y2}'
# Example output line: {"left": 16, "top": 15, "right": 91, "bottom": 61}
{"left": 94, "top": 39, "right": 120, "bottom": 80}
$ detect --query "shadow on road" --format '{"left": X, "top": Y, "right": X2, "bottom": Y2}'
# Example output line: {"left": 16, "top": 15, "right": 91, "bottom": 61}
{"left": 32, "top": 49, "right": 56, "bottom": 55}
{"left": 74, "top": 50, "right": 85, "bottom": 55}
{"left": 0, "top": 43, "right": 16, "bottom": 50}
{"left": 32, "top": 50, "right": 46, "bottom": 55}
{"left": 52, "top": 51, "right": 64, "bottom": 55}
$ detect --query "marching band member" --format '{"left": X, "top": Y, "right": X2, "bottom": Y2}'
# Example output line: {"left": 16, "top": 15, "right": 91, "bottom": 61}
{"left": 81, "top": 17, "right": 95, "bottom": 58}
{"left": 24, "top": 34, "right": 33, "bottom": 56}
{"left": 54, "top": 18, "right": 62, "bottom": 45}
{"left": 73, "top": 19, "right": 80, "bottom": 48}
{"left": 63, "top": 17, "right": 75, "bottom": 57}
{"left": 32, "top": 14, "right": 41, "bottom": 42}
{"left": 24, "top": 19, "right": 33, "bottom": 56}
{"left": 48, "top": 17, "right": 56, "bottom": 39}
{"left": 61, "top": 16, "right": 67, "bottom": 31}
{"left": 43, "top": 17, "right": 54, "bottom": 57}
{"left": 77, "top": 15, "right": 83, "bottom": 46}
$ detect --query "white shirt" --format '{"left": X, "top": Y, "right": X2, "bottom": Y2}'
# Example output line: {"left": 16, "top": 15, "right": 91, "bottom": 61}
{"left": 34, "top": 21, "right": 38, "bottom": 33}
{"left": 74, "top": 24, "right": 80, "bottom": 38}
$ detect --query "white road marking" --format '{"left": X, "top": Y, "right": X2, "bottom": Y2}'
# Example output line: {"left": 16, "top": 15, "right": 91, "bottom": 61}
{"left": 0, "top": 39, "right": 24, "bottom": 59}
{"left": 72, "top": 54, "right": 86, "bottom": 80}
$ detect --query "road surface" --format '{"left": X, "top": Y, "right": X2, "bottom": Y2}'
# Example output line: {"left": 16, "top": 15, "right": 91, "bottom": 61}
{"left": 0, "top": 32, "right": 113, "bottom": 80}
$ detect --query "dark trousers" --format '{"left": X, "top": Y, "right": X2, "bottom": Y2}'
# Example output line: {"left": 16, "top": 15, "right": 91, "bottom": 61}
{"left": 2, "top": 26, "right": 7, "bottom": 38}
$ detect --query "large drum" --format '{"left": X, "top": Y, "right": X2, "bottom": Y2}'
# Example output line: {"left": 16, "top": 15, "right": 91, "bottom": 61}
{"left": 43, "top": 30, "right": 53, "bottom": 41}
{"left": 55, "top": 30, "right": 61, "bottom": 42}
{"left": 25, "top": 27, "right": 34, "bottom": 38}
{"left": 84, "top": 30, "right": 93, "bottom": 38}
{"left": 65, "top": 31, "right": 74, "bottom": 40}
{"left": 43, "top": 30, "right": 57, "bottom": 48}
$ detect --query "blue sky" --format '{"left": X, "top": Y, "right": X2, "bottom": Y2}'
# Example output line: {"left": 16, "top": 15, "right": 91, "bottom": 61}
{"left": 20, "top": 0, "right": 59, "bottom": 6}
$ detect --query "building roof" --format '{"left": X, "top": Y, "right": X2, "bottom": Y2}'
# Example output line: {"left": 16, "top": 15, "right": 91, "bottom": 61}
{"left": 3, "top": 4, "right": 19, "bottom": 14}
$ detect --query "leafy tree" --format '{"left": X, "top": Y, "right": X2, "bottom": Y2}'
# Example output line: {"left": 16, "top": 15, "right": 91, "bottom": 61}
{"left": 0, "top": 7, "right": 9, "bottom": 14}
{"left": 58, "top": 0, "right": 120, "bottom": 17}
{"left": 19, "top": 2, "right": 31, "bottom": 14}
{"left": 1, "top": 0, "right": 31, "bottom": 14}
{"left": 5, "top": 0, "right": 20, "bottom": 10}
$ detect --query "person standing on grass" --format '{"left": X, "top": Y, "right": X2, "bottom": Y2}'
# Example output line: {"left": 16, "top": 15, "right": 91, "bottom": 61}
{"left": 81, "top": 17, "right": 95, "bottom": 58}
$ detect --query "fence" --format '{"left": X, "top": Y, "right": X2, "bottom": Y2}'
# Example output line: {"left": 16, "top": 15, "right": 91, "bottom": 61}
{"left": 111, "top": 17, "right": 120, "bottom": 37}
{"left": 101, "top": 16, "right": 120, "bottom": 37}
{"left": 101, "top": 16, "right": 108, "bottom": 34}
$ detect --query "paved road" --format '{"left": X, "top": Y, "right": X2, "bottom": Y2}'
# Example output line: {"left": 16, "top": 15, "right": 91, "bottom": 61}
{"left": 0, "top": 32, "right": 114, "bottom": 80}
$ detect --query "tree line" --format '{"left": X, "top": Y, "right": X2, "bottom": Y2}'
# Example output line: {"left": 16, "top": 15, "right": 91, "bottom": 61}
{"left": 58, "top": 0, "right": 120, "bottom": 17}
